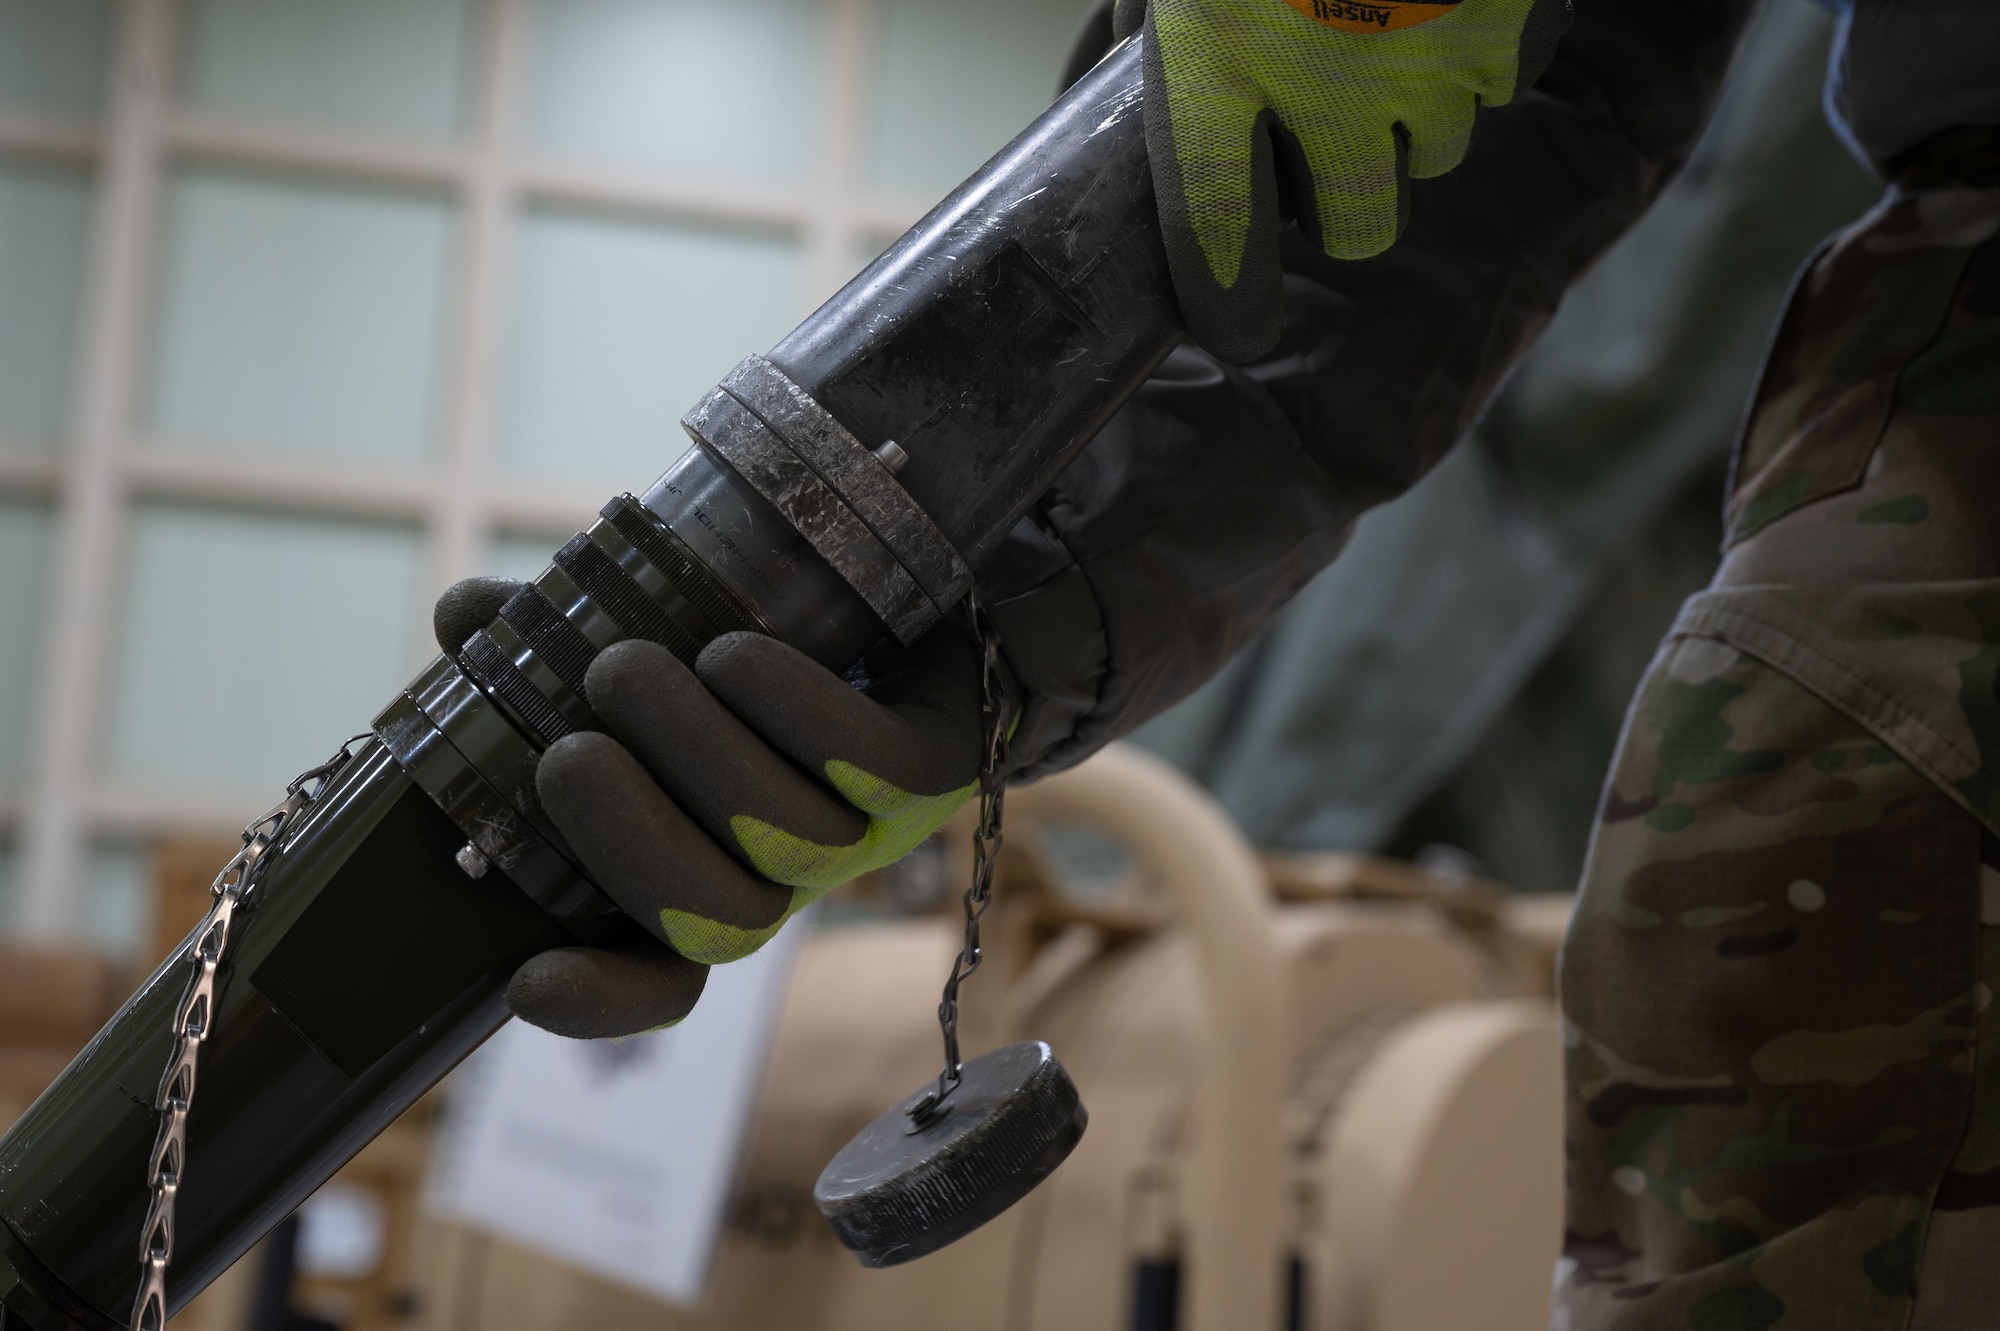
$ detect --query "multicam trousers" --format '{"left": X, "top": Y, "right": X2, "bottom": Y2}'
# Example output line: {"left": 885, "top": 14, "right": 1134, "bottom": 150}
{"left": 1553, "top": 174, "right": 2000, "bottom": 1331}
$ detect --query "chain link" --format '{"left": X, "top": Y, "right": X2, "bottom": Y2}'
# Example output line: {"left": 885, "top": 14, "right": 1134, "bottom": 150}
{"left": 908, "top": 591, "right": 1009, "bottom": 1128}
{"left": 131, "top": 737, "right": 361, "bottom": 1331}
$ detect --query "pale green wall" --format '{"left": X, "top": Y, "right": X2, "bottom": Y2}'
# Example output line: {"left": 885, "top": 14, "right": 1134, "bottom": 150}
{"left": 0, "top": 165, "right": 91, "bottom": 453}
{"left": 103, "top": 505, "right": 426, "bottom": 796}
{"left": 0, "top": 0, "right": 112, "bottom": 119}
{"left": 0, "top": 0, "right": 1088, "bottom": 945}
{"left": 183, "top": 0, "right": 475, "bottom": 136}
{"left": 525, "top": 0, "right": 825, "bottom": 179}
{"left": 147, "top": 171, "right": 456, "bottom": 462}
{"left": 0, "top": 500, "right": 53, "bottom": 788}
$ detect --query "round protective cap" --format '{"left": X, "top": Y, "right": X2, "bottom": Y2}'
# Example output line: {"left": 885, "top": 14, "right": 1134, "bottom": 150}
{"left": 814, "top": 1040, "right": 1087, "bottom": 1267}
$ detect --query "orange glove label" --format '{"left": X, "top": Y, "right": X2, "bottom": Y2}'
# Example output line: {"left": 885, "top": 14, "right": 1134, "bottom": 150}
{"left": 1279, "top": 0, "right": 1458, "bottom": 32}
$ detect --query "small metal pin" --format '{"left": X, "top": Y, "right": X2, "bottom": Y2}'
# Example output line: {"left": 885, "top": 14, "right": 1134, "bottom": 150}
{"left": 905, "top": 1087, "right": 950, "bottom": 1133}
{"left": 455, "top": 841, "right": 490, "bottom": 879}
{"left": 872, "top": 439, "right": 909, "bottom": 474}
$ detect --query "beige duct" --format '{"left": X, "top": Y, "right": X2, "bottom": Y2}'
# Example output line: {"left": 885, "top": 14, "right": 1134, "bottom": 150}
{"left": 413, "top": 745, "right": 1565, "bottom": 1331}
{"left": 1007, "top": 745, "right": 1286, "bottom": 1331}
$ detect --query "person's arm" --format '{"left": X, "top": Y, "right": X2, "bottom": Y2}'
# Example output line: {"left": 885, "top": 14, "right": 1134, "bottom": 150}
{"left": 989, "top": 0, "right": 1758, "bottom": 780}
{"left": 447, "top": 0, "right": 1755, "bottom": 1038}
{"left": 1121, "top": 0, "right": 1574, "bottom": 361}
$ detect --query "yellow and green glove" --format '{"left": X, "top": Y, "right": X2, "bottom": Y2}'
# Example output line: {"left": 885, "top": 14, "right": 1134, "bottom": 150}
{"left": 539, "top": 625, "right": 983, "bottom": 967}
{"left": 433, "top": 577, "right": 985, "bottom": 1037}
{"left": 1118, "top": 0, "right": 1572, "bottom": 361}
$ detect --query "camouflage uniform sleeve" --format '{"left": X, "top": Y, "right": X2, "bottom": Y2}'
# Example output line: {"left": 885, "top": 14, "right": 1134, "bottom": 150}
{"left": 1699, "top": 155, "right": 2000, "bottom": 837}
{"left": 1557, "top": 142, "right": 2000, "bottom": 1329}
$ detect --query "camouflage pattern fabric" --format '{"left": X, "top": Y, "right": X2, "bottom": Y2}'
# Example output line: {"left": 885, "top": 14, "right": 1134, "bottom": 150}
{"left": 1555, "top": 174, "right": 2000, "bottom": 1330}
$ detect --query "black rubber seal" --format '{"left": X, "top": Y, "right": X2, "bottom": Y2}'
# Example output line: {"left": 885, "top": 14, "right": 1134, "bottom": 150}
{"left": 602, "top": 495, "right": 763, "bottom": 641}
{"left": 461, "top": 631, "right": 573, "bottom": 746}
{"left": 553, "top": 533, "right": 703, "bottom": 665}
{"left": 499, "top": 585, "right": 599, "bottom": 702}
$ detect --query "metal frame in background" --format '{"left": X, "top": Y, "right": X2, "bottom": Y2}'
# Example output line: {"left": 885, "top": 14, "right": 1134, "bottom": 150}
{"left": 0, "top": 0, "right": 927, "bottom": 941}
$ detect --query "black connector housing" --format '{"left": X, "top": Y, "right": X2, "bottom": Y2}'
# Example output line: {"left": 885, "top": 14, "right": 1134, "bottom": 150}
{"left": 0, "top": 39, "right": 1176, "bottom": 1328}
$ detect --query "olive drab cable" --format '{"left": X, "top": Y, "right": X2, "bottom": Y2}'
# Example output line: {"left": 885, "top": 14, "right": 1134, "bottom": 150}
{"left": 908, "top": 591, "right": 1010, "bottom": 1128}
{"left": 131, "top": 737, "right": 363, "bottom": 1331}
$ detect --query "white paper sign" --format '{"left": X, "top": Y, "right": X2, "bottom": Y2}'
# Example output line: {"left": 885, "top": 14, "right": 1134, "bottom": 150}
{"left": 428, "top": 917, "right": 809, "bottom": 1305}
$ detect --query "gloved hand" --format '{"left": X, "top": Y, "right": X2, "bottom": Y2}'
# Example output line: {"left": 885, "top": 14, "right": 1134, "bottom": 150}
{"left": 432, "top": 577, "right": 986, "bottom": 1037}
{"left": 1114, "top": 0, "right": 1571, "bottom": 361}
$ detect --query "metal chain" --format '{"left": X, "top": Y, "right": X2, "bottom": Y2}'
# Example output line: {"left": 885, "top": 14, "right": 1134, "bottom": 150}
{"left": 908, "top": 591, "right": 1009, "bottom": 1128}
{"left": 131, "top": 737, "right": 362, "bottom": 1331}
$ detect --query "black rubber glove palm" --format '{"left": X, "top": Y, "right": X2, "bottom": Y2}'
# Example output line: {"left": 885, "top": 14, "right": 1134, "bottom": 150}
{"left": 433, "top": 577, "right": 984, "bottom": 1039}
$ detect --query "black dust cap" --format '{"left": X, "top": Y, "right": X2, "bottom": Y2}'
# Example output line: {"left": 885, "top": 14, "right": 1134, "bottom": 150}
{"left": 814, "top": 1040, "right": 1087, "bottom": 1267}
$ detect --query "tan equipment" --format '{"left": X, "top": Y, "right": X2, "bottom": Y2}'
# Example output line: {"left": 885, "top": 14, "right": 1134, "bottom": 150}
{"left": 0, "top": 948, "right": 124, "bottom": 1136}
{"left": 417, "top": 743, "right": 1569, "bottom": 1331}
